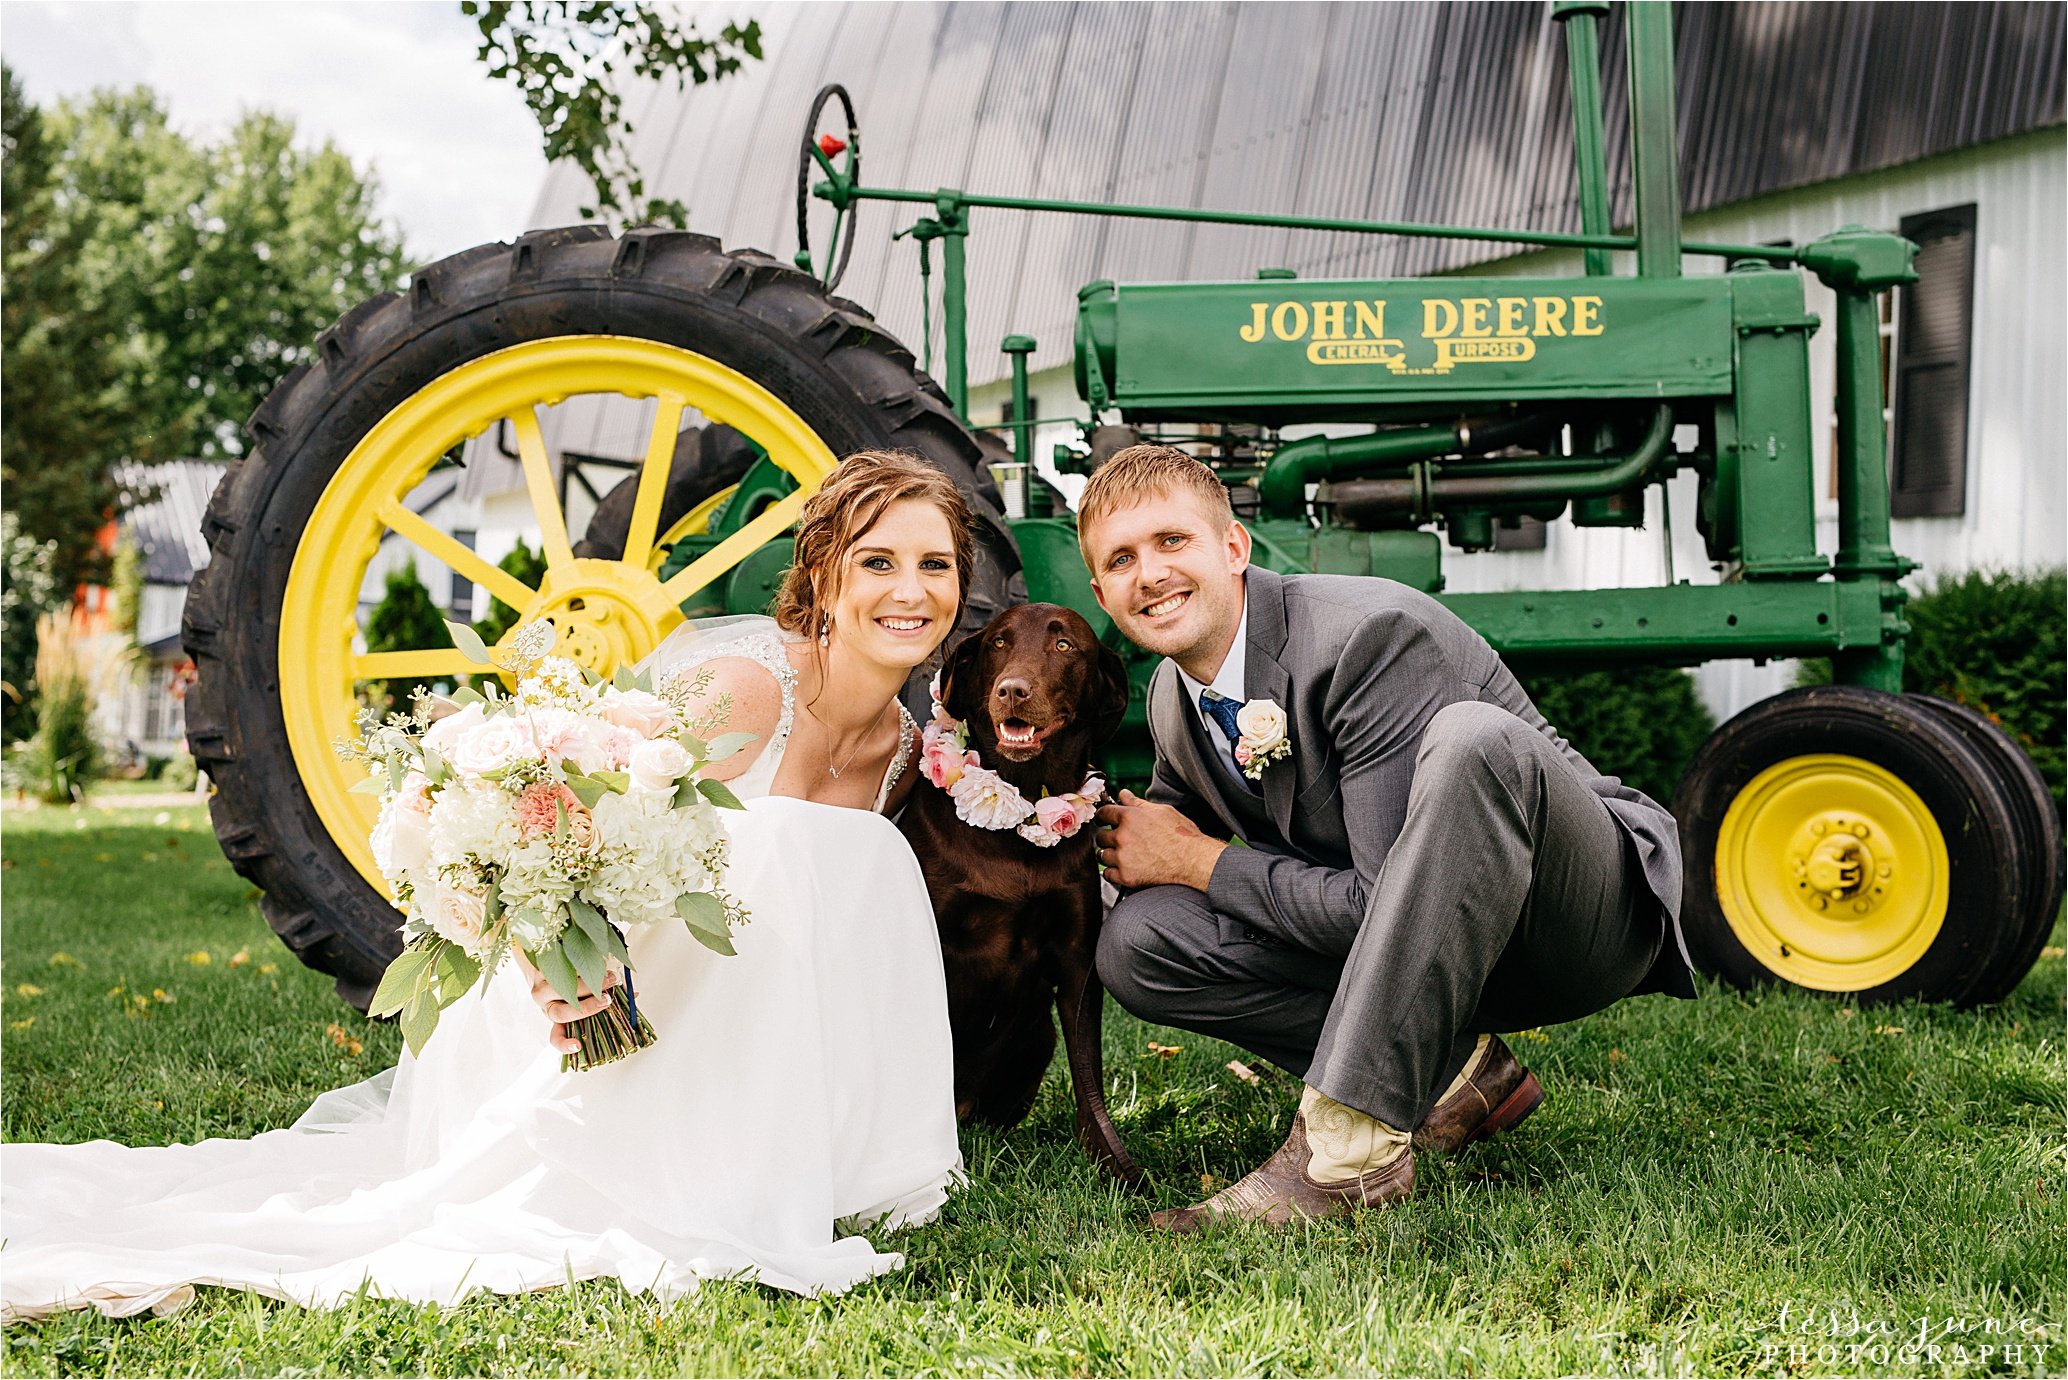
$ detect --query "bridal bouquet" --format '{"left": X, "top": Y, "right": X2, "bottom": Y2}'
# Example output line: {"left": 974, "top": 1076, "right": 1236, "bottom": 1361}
{"left": 339, "top": 620, "right": 753, "bottom": 1071}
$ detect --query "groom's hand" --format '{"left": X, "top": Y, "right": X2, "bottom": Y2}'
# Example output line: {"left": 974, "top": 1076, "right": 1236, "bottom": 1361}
{"left": 1095, "top": 790, "right": 1226, "bottom": 892}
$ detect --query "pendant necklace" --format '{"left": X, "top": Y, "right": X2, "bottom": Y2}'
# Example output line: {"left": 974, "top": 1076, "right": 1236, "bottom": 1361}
{"left": 815, "top": 701, "right": 889, "bottom": 779}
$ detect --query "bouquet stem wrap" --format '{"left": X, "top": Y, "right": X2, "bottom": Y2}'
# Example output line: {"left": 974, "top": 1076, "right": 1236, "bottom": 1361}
{"left": 562, "top": 973, "right": 655, "bottom": 1073}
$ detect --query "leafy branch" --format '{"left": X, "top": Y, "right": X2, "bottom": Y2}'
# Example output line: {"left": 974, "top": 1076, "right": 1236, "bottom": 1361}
{"left": 461, "top": 1, "right": 763, "bottom": 228}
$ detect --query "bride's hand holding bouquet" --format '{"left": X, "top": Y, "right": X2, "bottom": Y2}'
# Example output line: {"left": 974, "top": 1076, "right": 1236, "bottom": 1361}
{"left": 338, "top": 619, "right": 754, "bottom": 1071}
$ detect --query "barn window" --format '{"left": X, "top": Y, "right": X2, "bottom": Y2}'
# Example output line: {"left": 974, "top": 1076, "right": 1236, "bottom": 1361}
{"left": 1890, "top": 204, "right": 1977, "bottom": 518}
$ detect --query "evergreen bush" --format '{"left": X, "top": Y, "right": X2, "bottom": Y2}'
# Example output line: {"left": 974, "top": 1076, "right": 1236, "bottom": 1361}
{"left": 1516, "top": 663, "right": 1716, "bottom": 805}
{"left": 1799, "top": 567, "right": 2065, "bottom": 808}
{"left": 363, "top": 564, "right": 450, "bottom": 715}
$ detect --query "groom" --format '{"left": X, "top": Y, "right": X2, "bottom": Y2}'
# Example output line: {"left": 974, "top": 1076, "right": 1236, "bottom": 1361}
{"left": 1082, "top": 445, "right": 1695, "bottom": 1231}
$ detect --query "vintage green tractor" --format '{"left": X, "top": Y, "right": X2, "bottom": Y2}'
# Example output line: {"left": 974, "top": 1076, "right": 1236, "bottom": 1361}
{"left": 184, "top": 1, "right": 2059, "bottom": 1013}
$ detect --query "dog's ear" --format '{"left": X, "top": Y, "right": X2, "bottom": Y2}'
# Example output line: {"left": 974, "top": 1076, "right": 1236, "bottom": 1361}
{"left": 1085, "top": 641, "right": 1132, "bottom": 746}
{"left": 938, "top": 630, "right": 989, "bottom": 725}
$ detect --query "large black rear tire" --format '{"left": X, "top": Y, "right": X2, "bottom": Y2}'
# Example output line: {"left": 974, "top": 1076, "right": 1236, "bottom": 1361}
{"left": 183, "top": 226, "right": 1018, "bottom": 1009}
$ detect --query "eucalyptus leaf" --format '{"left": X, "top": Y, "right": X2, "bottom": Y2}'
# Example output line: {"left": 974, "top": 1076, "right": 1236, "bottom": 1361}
{"left": 434, "top": 945, "right": 481, "bottom": 1009}
{"left": 612, "top": 666, "right": 634, "bottom": 691}
{"left": 349, "top": 775, "right": 388, "bottom": 795}
{"left": 368, "top": 946, "right": 435, "bottom": 1018}
{"left": 676, "top": 891, "right": 735, "bottom": 955}
{"left": 703, "top": 731, "right": 758, "bottom": 763}
{"left": 559, "top": 924, "right": 609, "bottom": 1003}
{"left": 529, "top": 940, "right": 583, "bottom": 1008}
{"left": 446, "top": 685, "right": 486, "bottom": 708}
{"left": 399, "top": 990, "right": 439, "bottom": 1056}
{"left": 632, "top": 666, "right": 654, "bottom": 694}
{"left": 679, "top": 734, "right": 708, "bottom": 760}
{"left": 422, "top": 746, "right": 449, "bottom": 785}
{"left": 672, "top": 778, "right": 700, "bottom": 810}
{"left": 590, "top": 770, "right": 630, "bottom": 795}
{"left": 446, "top": 620, "right": 492, "bottom": 664}
{"left": 567, "top": 897, "right": 612, "bottom": 951}
{"left": 697, "top": 778, "right": 746, "bottom": 811}
{"left": 387, "top": 757, "right": 405, "bottom": 792}
{"left": 564, "top": 775, "right": 607, "bottom": 810}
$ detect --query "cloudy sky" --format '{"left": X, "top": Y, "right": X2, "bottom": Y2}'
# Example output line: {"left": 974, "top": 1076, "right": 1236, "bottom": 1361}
{"left": 3, "top": 1, "right": 550, "bottom": 263}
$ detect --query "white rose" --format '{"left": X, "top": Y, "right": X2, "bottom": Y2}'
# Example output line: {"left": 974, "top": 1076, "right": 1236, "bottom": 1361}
{"left": 420, "top": 701, "right": 485, "bottom": 755}
{"left": 449, "top": 716, "right": 534, "bottom": 777}
{"left": 426, "top": 879, "right": 489, "bottom": 955}
{"left": 948, "top": 771, "right": 1032, "bottom": 831}
{"left": 598, "top": 688, "right": 676, "bottom": 739}
{"left": 629, "top": 737, "right": 694, "bottom": 792}
{"left": 372, "top": 795, "right": 433, "bottom": 878}
{"left": 1235, "top": 698, "right": 1289, "bottom": 748}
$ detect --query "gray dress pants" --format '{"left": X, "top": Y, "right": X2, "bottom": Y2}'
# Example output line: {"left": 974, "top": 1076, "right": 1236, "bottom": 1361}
{"left": 1098, "top": 701, "right": 1665, "bottom": 1131}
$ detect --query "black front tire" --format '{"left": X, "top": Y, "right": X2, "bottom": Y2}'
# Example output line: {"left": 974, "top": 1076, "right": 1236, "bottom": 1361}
{"left": 1673, "top": 685, "right": 2027, "bottom": 1007}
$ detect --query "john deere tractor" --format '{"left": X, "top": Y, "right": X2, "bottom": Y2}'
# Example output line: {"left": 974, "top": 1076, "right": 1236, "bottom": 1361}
{"left": 184, "top": 1, "right": 2059, "bottom": 1012}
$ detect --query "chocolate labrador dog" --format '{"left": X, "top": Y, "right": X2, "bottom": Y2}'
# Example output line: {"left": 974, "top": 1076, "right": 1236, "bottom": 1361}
{"left": 900, "top": 604, "right": 1143, "bottom": 1184}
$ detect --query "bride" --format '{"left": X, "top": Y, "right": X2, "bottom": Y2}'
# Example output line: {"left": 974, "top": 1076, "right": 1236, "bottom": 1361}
{"left": 2, "top": 450, "right": 974, "bottom": 1320}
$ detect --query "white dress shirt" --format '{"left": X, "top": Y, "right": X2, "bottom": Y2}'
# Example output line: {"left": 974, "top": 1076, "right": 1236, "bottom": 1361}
{"left": 1176, "top": 592, "right": 1250, "bottom": 780}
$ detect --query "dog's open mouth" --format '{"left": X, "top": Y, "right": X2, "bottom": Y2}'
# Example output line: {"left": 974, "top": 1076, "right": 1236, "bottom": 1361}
{"left": 991, "top": 715, "right": 1065, "bottom": 760}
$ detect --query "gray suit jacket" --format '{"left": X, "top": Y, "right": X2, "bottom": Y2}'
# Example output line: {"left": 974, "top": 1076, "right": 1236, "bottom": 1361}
{"left": 1145, "top": 566, "right": 1696, "bottom": 997}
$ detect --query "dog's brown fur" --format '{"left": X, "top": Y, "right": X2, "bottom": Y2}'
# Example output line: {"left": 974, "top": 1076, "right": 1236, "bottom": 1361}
{"left": 898, "top": 604, "right": 1142, "bottom": 1184}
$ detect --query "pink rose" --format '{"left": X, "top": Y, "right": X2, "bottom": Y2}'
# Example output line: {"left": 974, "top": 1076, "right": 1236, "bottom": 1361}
{"left": 1033, "top": 794, "right": 1086, "bottom": 838}
{"left": 1233, "top": 742, "right": 1253, "bottom": 766}
{"left": 920, "top": 726, "right": 976, "bottom": 791}
{"left": 599, "top": 724, "right": 640, "bottom": 769}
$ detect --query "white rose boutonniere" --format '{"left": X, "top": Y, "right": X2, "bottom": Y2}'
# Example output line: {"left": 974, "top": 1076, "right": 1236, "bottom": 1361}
{"left": 1233, "top": 698, "right": 1292, "bottom": 781}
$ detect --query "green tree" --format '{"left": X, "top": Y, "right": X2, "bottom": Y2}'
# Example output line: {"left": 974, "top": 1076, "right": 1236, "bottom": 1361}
{"left": 2, "top": 512, "right": 61, "bottom": 739}
{"left": 462, "top": 1, "right": 761, "bottom": 226}
{"left": 1516, "top": 664, "right": 1716, "bottom": 805}
{"left": 364, "top": 565, "right": 452, "bottom": 715}
{"left": 468, "top": 537, "right": 549, "bottom": 690}
{"left": 2, "top": 69, "right": 410, "bottom": 589}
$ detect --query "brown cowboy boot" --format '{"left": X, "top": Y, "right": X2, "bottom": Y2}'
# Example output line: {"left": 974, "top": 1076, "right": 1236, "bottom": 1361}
{"left": 1412, "top": 1034, "right": 1545, "bottom": 1154}
{"left": 1150, "top": 1089, "right": 1413, "bottom": 1234}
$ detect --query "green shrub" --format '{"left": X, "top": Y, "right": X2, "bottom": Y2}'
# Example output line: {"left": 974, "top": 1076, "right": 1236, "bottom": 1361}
{"left": 1516, "top": 663, "right": 1716, "bottom": 805}
{"left": 468, "top": 537, "right": 548, "bottom": 690}
{"left": 161, "top": 750, "right": 198, "bottom": 792}
{"left": 1799, "top": 567, "right": 2065, "bottom": 808}
{"left": 21, "top": 613, "right": 102, "bottom": 803}
{"left": 363, "top": 563, "right": 450, "bottom": 714}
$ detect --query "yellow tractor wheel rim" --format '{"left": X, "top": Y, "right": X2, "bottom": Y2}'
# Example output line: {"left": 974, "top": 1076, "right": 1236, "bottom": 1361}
{"left": 1715, "top": 753, "right": 1949, "bottom": 991}
{"left": 280, "top": 336, "right": 838, "bottom": 892}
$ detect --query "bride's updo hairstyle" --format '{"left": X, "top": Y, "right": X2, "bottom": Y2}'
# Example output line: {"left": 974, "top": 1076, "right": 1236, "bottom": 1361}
{"left": 773, "top": 449, "right": 977, "bottom": 644}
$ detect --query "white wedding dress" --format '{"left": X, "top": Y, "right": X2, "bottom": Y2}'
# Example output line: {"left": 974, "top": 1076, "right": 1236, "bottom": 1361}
{"left": 1, "top": 622, "right": 961, "bottom": 1321}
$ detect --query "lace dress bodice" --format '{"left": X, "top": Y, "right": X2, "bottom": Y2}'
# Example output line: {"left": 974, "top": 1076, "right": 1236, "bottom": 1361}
{"left": 660, "top": 630, "right": 915, "bottom": 812}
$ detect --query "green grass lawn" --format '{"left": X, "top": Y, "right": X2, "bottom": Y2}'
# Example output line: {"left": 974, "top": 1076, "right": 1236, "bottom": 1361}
{"left": 2, "top": 803, "right": 2061, "bottom": 1378}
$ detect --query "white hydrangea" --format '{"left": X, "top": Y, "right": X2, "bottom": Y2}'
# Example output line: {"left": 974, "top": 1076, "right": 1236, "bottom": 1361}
{"left": 427, "top": 781, "right": 519, "bottom": 870}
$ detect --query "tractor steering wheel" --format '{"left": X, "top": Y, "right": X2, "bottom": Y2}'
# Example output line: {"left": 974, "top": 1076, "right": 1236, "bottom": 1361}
{"left": 795, "top": 84, "right": 860, "bottom": 291}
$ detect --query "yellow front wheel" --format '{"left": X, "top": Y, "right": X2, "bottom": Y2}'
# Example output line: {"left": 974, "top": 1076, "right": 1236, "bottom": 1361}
{"left": 182, "top": 227, "right": 1019, "bottom": 1008}
{"left": 1673, "top": 685, "right": 2035, "bottom": 1006}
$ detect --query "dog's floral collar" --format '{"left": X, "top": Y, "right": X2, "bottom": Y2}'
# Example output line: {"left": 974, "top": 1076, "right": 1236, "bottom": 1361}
{"left": 920, "top": 677, "right": 1106, "bottom": 847}
{"left": 1233, "top": 698, "right": 1293, "bottom": 782}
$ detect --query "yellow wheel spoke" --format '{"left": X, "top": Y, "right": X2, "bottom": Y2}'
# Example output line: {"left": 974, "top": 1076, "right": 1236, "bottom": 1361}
{"left": 354, "top": 648, "right": 481, "bottom": 681}
{"left": 376, "top": 500, "right": 539, "bottom": 614}
{"left": 660, "top": 489, "right": 810, "bottom": 604}
{"left": 511, "top": 407, "right": 577, "bottom": 573}
{"left": 622, "top": 395, "right": 686, "bottom": 571}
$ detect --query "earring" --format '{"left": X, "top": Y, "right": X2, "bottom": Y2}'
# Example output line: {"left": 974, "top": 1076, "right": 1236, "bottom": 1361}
{"left": 818, "top": 614, "right": 830, "bottom": 648}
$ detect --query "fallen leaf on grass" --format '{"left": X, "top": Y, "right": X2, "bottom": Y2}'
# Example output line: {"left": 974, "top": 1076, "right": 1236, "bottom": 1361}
{"left": 1607, "top": 1047, "right": 1626, "bottom": 1064}
{"left": 258, "top": 962, "right": 278, "bottom": 975}
{"left": 151, "top": 988, "right": 175, "bottom": 1004}
{"left": 2042, "top": 947, "right": 2065, "bottom": 960}
{"left": 324, "top": 1023, "right": 365, "bottom": 1056}
{"left": 47, "top": 953, "right": 81, "bottom": 968}
{"left": 1200, "top": 1173, "right": 1220, "bottom": 1193}
{"left": 153, "top": 812, "right": 170, "bottom": 825}
{"left": 1144, "top": 1042, "right": 1182, "bottom": 1059}
{"left": 229, "top": 949, "right": 250, "bottom": 968}
{"left": 94, "top": 852, "right": 112, "bottom": 862}
{"left": 1872, "top": 1024, "right": 1903, "bottom": 1036}
{"left": 14, "top": 983, "right": 44, "bottom": 997}
{"left": 1837, "top": 1008, "right": 1856, "bottom": 1019}
{"left": 1225, "top": 1060, "right": 1260, "bottom": 1085}
{"left": 184, "top": 950, "right": 211, "bottom": 965}
{"left": 9, "top": 1017, "right": 32, "bottom": 1031}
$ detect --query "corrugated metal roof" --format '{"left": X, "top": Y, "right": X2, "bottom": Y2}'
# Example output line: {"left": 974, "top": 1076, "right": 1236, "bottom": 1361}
{"left": 516, "top": 0, "right": 2063, "bottom": 408}
{"left": 114, "top": 460, "right": 227, "bottom": 585}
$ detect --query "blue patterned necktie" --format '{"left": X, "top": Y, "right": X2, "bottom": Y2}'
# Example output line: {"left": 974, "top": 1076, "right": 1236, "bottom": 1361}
{"left": 1199, "top": 689, "right": 1257, "bottom": 791}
